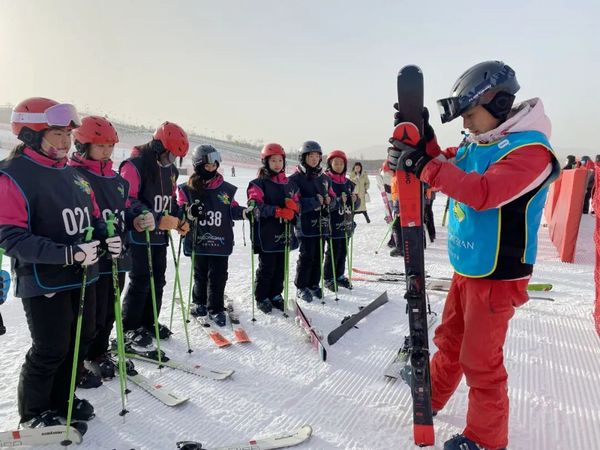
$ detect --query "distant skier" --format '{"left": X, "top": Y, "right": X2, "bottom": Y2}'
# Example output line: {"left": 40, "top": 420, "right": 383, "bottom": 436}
{"left": 323, "top": 150, "right": 358, "bottom": 291}
{"left": 119, "top": 121, "right": 190, "bottom": 347}
{"left": 247, "top": 143, "right": 299, "bottom": 314}
{"left": 231, "top": 165, "right": 236, "bottom": 177}
{"left": 387, "top": 61, "right": 560, "bottom": 450}
{"left": 289, "top": 141, "right": 337, "bottom": 303}
{"left": 0, "top": 98, "right": 103, "bottom": 427}
{"left": 179, "top": 145, "right": 252, "bottom": 326}
{"left": 349, "top": 162, "right": 370, "bottom": 223}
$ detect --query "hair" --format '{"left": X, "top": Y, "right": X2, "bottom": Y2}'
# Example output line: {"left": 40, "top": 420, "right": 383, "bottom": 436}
{"left": 8, "top": 143, "right": 27, "bottom": 160}
{"left": 352, "top": 162, "right": 363, "bottom": 174}
{"left": 135, "top": 141, "right": 161, "bottom": 185}
{"left": 187, "top": 173, "right": 206, "bottom": 197}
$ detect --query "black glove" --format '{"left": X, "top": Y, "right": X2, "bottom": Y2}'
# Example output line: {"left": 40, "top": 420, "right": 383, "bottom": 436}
{"left": 186, "top": 201, "right": 205, "bottom": 220}
{"left": 387, "top": 138, "right": 432, "bottom": 177}
{"left": 393, "top": 104, "right": 435, "bottom": 142}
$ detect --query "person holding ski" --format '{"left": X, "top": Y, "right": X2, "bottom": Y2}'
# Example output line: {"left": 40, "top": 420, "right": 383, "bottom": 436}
{"left": 179, "top": 145, "right": 250, "bottom": 327}
{"left": 387, "top": 61, "right": 560, "bottom": 450}
{"left": 0, "top": 97, "right": 106, "bottom": 427}
{"left": 247, "top": 143, "right": 299, "bottom": 314}
{"left": 119, "top": 121, "right": 190, "bottom": 347}
{"left": 69, "top": 116, "right": 146, "bottom": 383}
{"left": 323, "top": 150, "right": 358, "bottom": 291}
{"left": 349, "top": 162, "right": 370, "bottom": 223}
{"left": 289, "top": 141, "right": 337, "bottom": 303}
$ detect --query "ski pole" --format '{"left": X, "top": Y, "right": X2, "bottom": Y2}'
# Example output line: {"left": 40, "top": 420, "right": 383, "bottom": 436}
{"left": 186, "top": 218, "right": 198, "bottom": 322}
{"left": 63, "top": 226, "right": 94, "bottom": 445}
{"left": 375, "top": 216, "right": 396, "bottom": 254}
{"left": 318, "top": 206, "right": 325, "bottom": 305}
{"left": 326, "top": 210, "right": 339, "bottom": 301}
{"left": 143, "top": 212, "right": 162, "bottom": 367}
{"left": 168, "top": 232, "right": 192, "bottom": 354}
{"left": 250, "top": 213, "right": 256, "bottom": 322}
{"left": 441, "top": 197, "right": 450, "bottom": 227}
{"left": 0, "top": 249, "right": 6, "bottom": 336}
{"left": 105, "top": 214, "right": 129, "bottom": 417}
{"left": 283, "top": 221, "right": 290, "bottom": 317}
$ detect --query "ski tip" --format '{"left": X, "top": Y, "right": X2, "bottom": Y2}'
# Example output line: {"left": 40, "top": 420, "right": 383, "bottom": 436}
{"left": 413, "top": 424, "right": 434, "bottom": 447}
{"left": 301, "top": 424, "right": 314, "bottom": 437}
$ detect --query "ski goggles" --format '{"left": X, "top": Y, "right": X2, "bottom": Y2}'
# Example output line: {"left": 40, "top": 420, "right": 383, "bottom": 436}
{"left": 203, "top": 152, "right": 222, "bottom": 164}
{"left": 11, "top": 103, "right": 81, "bottom": 128}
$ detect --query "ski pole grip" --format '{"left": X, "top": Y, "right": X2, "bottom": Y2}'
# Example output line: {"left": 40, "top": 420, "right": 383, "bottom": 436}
{"left": 83, "top": 226, "right": 95, "bottom": 243}
{"left": 0, "top": 247, "right": 4, "bottom": 265}
{"left": 106, "top": 213, "right": 117, "bottom": 238}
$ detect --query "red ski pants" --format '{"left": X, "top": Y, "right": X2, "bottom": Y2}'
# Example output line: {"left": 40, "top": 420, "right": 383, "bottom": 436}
{"left": 430, "top": 274, "right": 529, "bottom": 450}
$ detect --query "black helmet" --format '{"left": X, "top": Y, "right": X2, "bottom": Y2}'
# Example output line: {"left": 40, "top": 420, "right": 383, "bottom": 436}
{"left": 299, "top": 140, "right": 322, "bottom": 157}
{"left": 437, "top": 61, "right": 520, "bottom": 124}
{"left": 191, "top": 144, "right": 221, "bottom": 169}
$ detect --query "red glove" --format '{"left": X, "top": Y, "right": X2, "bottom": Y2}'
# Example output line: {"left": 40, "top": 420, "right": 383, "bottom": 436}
{"left": 275, "top": 207, "right": 295, "bottom": 221}
{"left": 285, "top": 198, "right": 300, "bottom": 213}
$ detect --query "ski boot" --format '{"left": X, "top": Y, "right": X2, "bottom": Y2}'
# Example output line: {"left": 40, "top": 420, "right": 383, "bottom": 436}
{"left": 390, "top": 247, "right": 404, "bottom": 257}
{"left": 145, "top": 322, "right": 172, "bottom": 340}
{"left": 324, "top": 279, "right": 336, "bottom": 292}
{"left": 86, "top": 353, "right": 117, "bottom": 380}
{"left": 124, "top": 327, "right": 153, "bottom": 348}
{"left": 256, "top": 298, "right": 273, "bottom": 314}
{"left": 336, "top": 276, "right": 353, "bottom": 290}
{"left": 443, "top": 434, "right": 505, "bottom": 450}
{"left": 190, "top": 304, "right": 208, "bottom": 318}
{"left": 296, "top": 288, "right": 313, "bottom": 303}
{"left": 210, "top": 311, "right": 227, "bottom": 327}
{"left": 309, "top": 286, "right": 323, "bottom": 300}
{"left": 58, "top": 398, "right": 95, "bottom": 421}
{"left": 21, "top": 410, "right": 62, "bottom": 428}
{"left": 76, "top": 366, "right": 102, "bottom": 389}
{"left": 270, "top": 295, "right": 285, "bottom": 311}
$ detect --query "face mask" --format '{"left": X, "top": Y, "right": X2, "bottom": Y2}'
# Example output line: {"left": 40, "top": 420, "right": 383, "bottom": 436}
{"left": 159, "top": 151, "right": 177, "bottom": 167}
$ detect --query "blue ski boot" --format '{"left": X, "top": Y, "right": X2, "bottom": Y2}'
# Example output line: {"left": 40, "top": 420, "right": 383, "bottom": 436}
{"left": 443, "top": 434, "right": 504, "bottom": 450}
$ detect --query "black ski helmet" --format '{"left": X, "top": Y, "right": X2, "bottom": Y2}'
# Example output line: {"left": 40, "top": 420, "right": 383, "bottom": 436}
{"left": 437, "top": 61, "right": 520, "bottom": 123}
{"left": 191, "top": 144, "right": 221, "bottom": 169}
{"left": 299, "top": 140, "right": 322, "bottom": 157}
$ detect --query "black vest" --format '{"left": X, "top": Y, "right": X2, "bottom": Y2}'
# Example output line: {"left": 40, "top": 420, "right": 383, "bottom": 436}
{"left": 0, "top": 155, "right": 99, "bottom": 297}
{"left": 120, "top": 157, "right": 178, "bottom": 246}
{"left": 180, "top": 181, "right": 237, "bottom": 256}
{"left": 73, "top": 167, "right": 133, "bottom": 274}
{"left": 329, "top": 176, "right": 356, "bottom": 240}
{"left": 248, "top": 177, "right": 298, "bottom": 253}
{"left": 288, "top": 171, "right": 332, "bottom": 238}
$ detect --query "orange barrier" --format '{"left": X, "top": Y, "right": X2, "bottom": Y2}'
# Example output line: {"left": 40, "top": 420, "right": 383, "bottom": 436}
{"left": 594, "top": 166, "right": 600, "bottom": 337}
{"left": 545, "top": 169, "right": 588, "bottom": 263}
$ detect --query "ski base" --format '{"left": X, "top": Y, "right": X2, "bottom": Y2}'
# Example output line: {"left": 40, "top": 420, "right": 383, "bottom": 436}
{"left": 294, "top": 303, "right": 327, "bottom": 362}
{"left": 177, "top": 424, "right": 312, "bottom": 450}
{"left": 125, "top": 352, "right": 234, "bottom": 380}
{"left": 0, "top": 424, "right": 85, "bottom": 447}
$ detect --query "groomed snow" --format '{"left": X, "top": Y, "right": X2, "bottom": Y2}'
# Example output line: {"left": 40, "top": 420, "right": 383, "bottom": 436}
{"left": 0, "top": 164, "right": 597, "bottom": 450}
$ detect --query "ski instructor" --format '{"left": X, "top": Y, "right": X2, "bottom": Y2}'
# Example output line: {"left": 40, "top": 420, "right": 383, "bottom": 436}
{"left": 387, "top": 61, "right": 560, "bottom": 450}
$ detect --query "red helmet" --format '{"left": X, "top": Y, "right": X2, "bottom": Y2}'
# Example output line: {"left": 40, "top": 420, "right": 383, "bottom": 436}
{"left": 261, "top": 143, "right": 286, "bottom": 160}
{"left": 11, "top": 97, "right": 80, "bottom": 137}
{"left": 73, "top": 116, "right": 119, "bottom": 145}
{"left": 153, "top": 121, "right": 189, "bottom": 157}
{"left": 326, "top": 149, "right": 348, "bottom": 165}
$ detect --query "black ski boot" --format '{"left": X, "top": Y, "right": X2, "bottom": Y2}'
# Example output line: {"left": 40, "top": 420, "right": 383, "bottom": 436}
{"left": 443, "top": 434, "right": 501, "bottom": 450}
{"left": 77, "top": 366, "right": 102, "bottom": 389}
{"left": 124, "top": 327, "right": 153, "bottom": 348}
{"left": 210, "top": 311, "right": 226, "bottom": 327}
{"left": 296, "top": 288, "right": 313, "bottom": 303}
{"left": 59, "top": 398, "right": 95, "bottom": 421}
{"left": 146, "top": 322, "right": 172, "bottom": 340}
{"left": 21, "top": 410, "right": 61, "bottom": 428}
{"left": 190, "top": 304, "right": 208, "bottom": 318}
{"left": 390, "top": 247, "right": 404, "bottom": 257}
{"left": 270, "top": 295, "right": 285, "bottom": 311}
{"left": 309, "top": 286, "right": 323, "bottom": 299}
{"left": 336, "top": 276, "right": 353, "bottom": 290}
{"left": 324, "top": 279, "right": 336, "bottom": 292}
{"left": 88, "top": 353, "right": 116, "bottom": 379}
{"left": 256, "top": 298, "right": 273, "bottom": 314}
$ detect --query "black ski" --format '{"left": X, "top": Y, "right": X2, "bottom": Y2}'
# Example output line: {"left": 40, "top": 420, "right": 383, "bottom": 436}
{"left": 393, "top": 64, "right": 435, "bottom": 446}
{"left": 327, "top": 291, "right": 389, "bottom": 345}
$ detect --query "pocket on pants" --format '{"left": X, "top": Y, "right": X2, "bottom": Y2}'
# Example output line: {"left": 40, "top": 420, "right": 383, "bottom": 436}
{"left": 488, "top": 280, "right": 525, "bottom": 314}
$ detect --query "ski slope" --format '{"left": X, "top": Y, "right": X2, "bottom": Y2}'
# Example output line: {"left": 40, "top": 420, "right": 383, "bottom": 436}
{"left": 0, "top": 164, "right": 597, "bottom": 450}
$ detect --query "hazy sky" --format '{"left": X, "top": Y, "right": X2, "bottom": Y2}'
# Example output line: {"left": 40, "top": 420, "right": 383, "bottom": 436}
{"left": 0, "top": 0, "right": 598, "bottom": 159}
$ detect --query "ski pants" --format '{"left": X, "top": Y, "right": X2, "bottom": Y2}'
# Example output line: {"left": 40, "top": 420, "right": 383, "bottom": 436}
{"left": 18, "top": 286, "right": 96, "bottom": 421}
{"left": 255, "top": 251, "right": 285, "bottom": 301}
{"left": 192, "top": 255, "right": 229, "bottom": 314}
{"left": 295, "top": 236, "right": 322, "bottom": 289}
{"left": 86, "top": 272, "right": 126, "bottom": 360}
{"left": 430, "top": 274, "right": 529, "bottom": 450}
{"left": 122, "top": 244, "right": 167, "bottom": 331}
{"left": 323, "top": 238, "right": 347, "bottom": 281}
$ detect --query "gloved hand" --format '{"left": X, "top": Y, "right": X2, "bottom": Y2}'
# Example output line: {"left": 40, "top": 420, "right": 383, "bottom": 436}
{"left": 393, "top": 104, "right": 436, "bottom": 142}
{"left": 387, "top": 138, "right": 432, "bottom": 177}
{"left": 384, "top": 215, "right": 393, "bottom": 224}
{"left": 105, "top": 236, "right": 122, "bottom": 259}
{"left": 158, "top": 215, "right": 179, "bottom": 231}
{"left": 67, "top": 241, "right": 100, "bottom": 266}
{"left": 274, "top": 207, "right": 295, "bottom": 221}
{"left": 341, "top": 192, "right": 348, "bottom": 204}
{"left": 284, "top": 198, "right": 299, "bottom": 213}
{"left": 0, "top": 270, "right": 10, "bottom": 305}
{"left": 186, "top": 201, "right": 205, "bottom": 221}
{"left": 243, "top": 201, "right": 257, "bottom": 220}
{"left": 176, "top": 221, "right": 190, "bottom": 236}
{"left": 133, "top": 212, "right": 155, "bottom": 232}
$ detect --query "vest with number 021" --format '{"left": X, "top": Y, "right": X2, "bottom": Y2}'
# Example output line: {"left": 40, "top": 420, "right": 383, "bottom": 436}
{"left": 448, "top": 131, "right": 559, "bottom": 278}
{"left": 180, "top": 181, "right": 237, "bottom": 256}
{"left": 0, "top": 155, "right": 99, "bottom": 297}
{"left": 122, "top": 156, "right": 178, "bottom": 246}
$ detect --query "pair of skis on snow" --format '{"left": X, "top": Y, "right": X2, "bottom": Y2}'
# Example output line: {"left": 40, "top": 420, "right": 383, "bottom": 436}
{"left": 192, "top": 299, "right": 251, "bottom": 348}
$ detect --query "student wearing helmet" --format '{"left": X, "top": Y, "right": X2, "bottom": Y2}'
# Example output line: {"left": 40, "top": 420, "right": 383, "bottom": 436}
{"left": 68, "top": 116, "right": 147, "bottom": 383}
{"left": 0, "top": 97, "right": 105, "bottom": 428}
{"left": 323, "top": 150, "right": 359, "bottom": 291}
{"left": 247, "top": 143, "right": 299, "bottom": 314}
{"left": 288, "top": 140, "right": 337, "bottom": 303}
{"left": 387, "top": 61, "right": 560, "bottom": 450}
{"left": 118, "top": 121, "right": 190, "bottom": 347}
{"left": 178, "top": 145, "right": 251, "bottom": 326}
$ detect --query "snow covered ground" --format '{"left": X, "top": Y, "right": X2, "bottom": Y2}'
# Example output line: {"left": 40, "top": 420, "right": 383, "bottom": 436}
{"left": 0, "top": 164, "right": 597, "bottom": 450}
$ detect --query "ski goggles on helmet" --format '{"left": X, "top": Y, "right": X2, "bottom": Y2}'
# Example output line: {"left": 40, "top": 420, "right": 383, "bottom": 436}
{"left": 202, "top": 152, "right": 222, "bottom": 165}
{"left": 11, "top": 103, "right": 81, "bottom": 128}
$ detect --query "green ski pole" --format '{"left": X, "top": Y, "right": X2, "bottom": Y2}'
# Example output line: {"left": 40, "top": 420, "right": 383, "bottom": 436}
{"left": 375, "top": 217, "right": 396, "bottom": 254}
{"left": 62, "top": 226, "right": 94, "bottom": 446}
{"left": 283, "top": 221, "right": 290, "bottom": 317}
{"left": 168, "top": 231, "right": 192, "bottom": 354}
{"left": 318, "top": 206, "right": 325, "bottom": 305}
{"left": 143, "top": 212, "right": 162, "bottom": 367}
{"left": 186, "top": 218, "right": 198, "bottom": 320}
{"left": 106, "top": 214, "right": 129, "bottom": 417}
{"left": 250, "top": 213, "right": 256, "bottom": 322}
{"left": 326, "top": 211, "right": 339, "bottom": 301}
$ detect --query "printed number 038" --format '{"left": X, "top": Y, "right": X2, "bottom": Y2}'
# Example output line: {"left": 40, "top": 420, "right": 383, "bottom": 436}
{"left": 198, "top": 211, "right": 222, "bottom": 227}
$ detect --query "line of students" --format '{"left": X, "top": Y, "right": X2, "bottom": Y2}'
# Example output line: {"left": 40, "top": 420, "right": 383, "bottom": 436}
{"left": 0, "top": 97, "right": 359, "bottom": 430}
